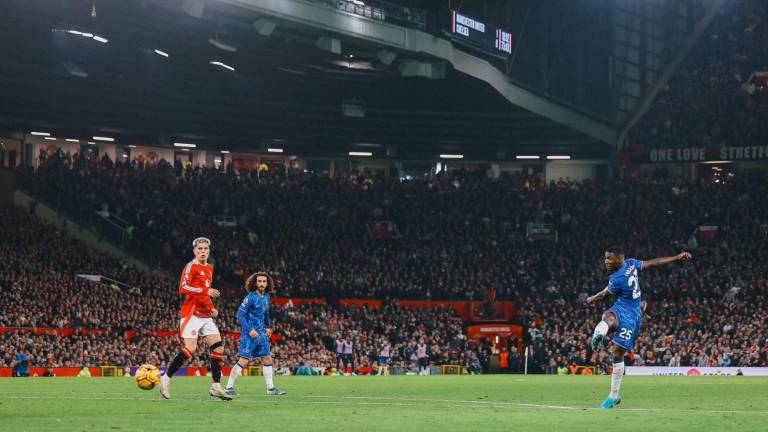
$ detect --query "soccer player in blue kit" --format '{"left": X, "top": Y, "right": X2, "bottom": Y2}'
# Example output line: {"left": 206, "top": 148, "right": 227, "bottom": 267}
{"left": 225, "top": 271, "right": 286, "bottom": 396}
{"left": 586, "top": 246, "right": 692, "bottom": 409}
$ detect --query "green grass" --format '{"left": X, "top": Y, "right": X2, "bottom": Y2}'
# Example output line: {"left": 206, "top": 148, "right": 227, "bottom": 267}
{"left": 1, "top": 375, "right": 767, "bottom": 431}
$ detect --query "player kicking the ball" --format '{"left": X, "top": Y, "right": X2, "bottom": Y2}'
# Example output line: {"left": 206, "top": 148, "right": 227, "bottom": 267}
{"left": 159, "top": 237, "right": 231, "bottom": 401}
{"left": 225, "top": 271, "right": 286, "bottom": 396}
{"left": 587, "top": 246, "right": 691, "bottom": 409}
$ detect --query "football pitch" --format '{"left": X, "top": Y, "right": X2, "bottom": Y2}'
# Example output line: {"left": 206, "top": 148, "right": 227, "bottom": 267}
{"left": 2, "top": 375, "right": 767, "bottom": 431}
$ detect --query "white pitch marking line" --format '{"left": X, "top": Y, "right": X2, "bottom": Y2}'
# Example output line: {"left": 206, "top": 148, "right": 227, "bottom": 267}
{"left": 3, "top": 394, "right": 768, "bottom": 415}
{"left": 299, "top": 395, "right": 578, "bottom": 410}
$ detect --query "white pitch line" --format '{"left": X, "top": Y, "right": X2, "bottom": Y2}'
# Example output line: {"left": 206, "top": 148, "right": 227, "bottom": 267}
{"left": 3, "top": 394, "right": 768, "bottom": 415}
{"left": 298, "top": 395, "right": 577, "bottom": 410}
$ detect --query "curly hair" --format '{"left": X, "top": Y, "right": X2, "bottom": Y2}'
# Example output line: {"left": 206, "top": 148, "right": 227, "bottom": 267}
{"left": 244, "top": 271, "right": 275, "bottom": 294}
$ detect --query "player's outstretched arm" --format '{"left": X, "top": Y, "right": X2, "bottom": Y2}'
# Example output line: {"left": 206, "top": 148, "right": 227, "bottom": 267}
{"left": 586, "top": 287, "right": 612, "bottom": 306}
{"left": 641, "top": 251, "right": 692, "bottom": 270}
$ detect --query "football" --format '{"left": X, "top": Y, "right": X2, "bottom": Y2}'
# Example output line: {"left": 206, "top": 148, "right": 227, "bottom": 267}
{"left": 135, "top": 364, "right": 161, "bottom": 390}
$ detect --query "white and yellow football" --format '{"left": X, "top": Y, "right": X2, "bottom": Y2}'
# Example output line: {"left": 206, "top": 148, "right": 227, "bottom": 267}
{"left": 135, "top": 364, "right": 160, "bottom": 390}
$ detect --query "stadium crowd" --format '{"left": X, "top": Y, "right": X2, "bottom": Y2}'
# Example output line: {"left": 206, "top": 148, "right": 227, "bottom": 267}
{"left": 22, "top": 151, "right": 768, "bottom": 301}
{"left": 3, "top": 0, "right": 768, "bottom": 379}
{"left": 630, "top": 0, "right": 768, "bottom": 149}
{"left": 5, "top": 151, "right": 768, "bottom": 372}
{"left": 0, "top": 204, "right": 484, "bottom": 371}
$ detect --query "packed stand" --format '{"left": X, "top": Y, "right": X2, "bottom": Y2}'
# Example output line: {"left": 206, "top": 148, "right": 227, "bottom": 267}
{"left": 0, "top": 204, "right": 483, "bottom": 371}
{"left": 21, "top": 154, "right": 768, "bottom": 303}
{"left": 10, "top": 156, "right": 768, "bottom": 372}
{"left": 630, "top": 0, "right": 768, "bottom": 149}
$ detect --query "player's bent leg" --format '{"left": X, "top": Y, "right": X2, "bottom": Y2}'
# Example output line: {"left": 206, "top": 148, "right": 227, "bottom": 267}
{"left": 260, "top": 355, "right": 286, "bottom": 396}
{"left": 592, "top": 312, "right": 617, "bottom": 350}
{"left": 160, "top": 339, "right": 197, "bottom": 399}
{"left": 602, "top": 311, "right": 618, "bottom": 329}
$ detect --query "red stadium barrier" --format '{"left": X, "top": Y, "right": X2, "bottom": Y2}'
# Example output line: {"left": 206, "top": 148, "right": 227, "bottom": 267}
{"left": 2, "top": 327, "right": 284, "bottom": 343}
{"left": 0, "top": 367, "right": 102, "bottom": 377}
{"left": 0, "top": 328, "right": 110, "bottom": 336}
{"left": 339, "top": 299, "right": 384, "bottom": 309}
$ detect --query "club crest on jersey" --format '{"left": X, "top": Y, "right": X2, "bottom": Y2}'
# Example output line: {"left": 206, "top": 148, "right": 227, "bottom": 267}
{"left": 200, "top": 271, "right": 205, "bottom": 276}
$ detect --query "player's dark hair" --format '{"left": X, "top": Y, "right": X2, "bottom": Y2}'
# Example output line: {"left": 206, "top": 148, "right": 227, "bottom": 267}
{"left": 245, "top": 271, "right": 275, "bottom": 294}
{"left": 606, "top": 245, "right": 624, "bottom": 256}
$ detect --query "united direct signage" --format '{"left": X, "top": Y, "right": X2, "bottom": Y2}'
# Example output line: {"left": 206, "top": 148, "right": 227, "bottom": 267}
{"left": 621, "top": 145, "right": 768, "bottom": 164}
{"left": 625, "top": 366, "right": 768, "bottom": 376}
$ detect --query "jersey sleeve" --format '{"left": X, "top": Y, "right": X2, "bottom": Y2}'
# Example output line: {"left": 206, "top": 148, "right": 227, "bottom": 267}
{"left": 236, "top": 295, "right": 253, "bottom": 333}
{"left": 633, "top": 258, "right": 644, "bottom": 271}
{"left": 178, "top": 263, "right": 209, "bottom": 295}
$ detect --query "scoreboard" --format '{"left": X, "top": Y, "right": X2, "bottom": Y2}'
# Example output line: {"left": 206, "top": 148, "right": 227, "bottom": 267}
{"left": 450, "top": 10, "right": 513, "bottom": 55}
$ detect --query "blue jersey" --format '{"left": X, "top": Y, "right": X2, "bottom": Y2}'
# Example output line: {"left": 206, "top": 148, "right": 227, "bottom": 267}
{"left": 607, "top": 258, "right": 643, "bottom": 317}
{"left": 236, "top": 292, "right": 271, "bottom": 334}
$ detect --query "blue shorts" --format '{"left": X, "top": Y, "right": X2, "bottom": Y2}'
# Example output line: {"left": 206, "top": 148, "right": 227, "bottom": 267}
{"left": 608, "top": 305, "right": 642, "bottom": 351}
{"left": 237, "top": 332, "right": 271, "bottom": 359}
{"left": 379, "top": 356, "right": 390, "bottom": 365}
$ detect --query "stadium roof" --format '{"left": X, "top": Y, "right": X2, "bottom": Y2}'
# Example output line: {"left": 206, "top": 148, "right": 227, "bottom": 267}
{"left": 0, "top": 0, "right": 610, "bottom": 159}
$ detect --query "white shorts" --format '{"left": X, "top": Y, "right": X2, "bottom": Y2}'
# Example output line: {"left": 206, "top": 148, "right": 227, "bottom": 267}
{"left": 179, "top": 315, "right": 220, "bottom": 339}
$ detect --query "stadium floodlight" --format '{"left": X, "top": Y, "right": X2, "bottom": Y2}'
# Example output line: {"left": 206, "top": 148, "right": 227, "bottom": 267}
{"left": 173, "top": 143, "right": 197, "bottom": 148}
{"left": 154, "top": 49, "right": 169, "bottom": 58}
{"left": 210, "top": 61, "right": 235, "bottom": 72}
{"left": 88, "top": 141, "right": 96, "bottom": 145}
{"left": 440, "top": 154, "right": 463, "bottom": 159}
{"left": 208, "top": 38, "right": 237, "bottom": 53}
{"left": 516, "top": 155, "right": 540, "bottom": 160}
{"left": 31, "top": 131, "right": 51, "bottom": 136}
{"left": 65, "top": 139, "right": 79, "bottom": 142}
{"left": 267, "top": 148, "right": 284, "bottom": 153}
{"left": 220, "top": 150, "right": 230, "bottom": 154}
{"left": 127, "top": 145, "right": 137, "bottom": 148}
{"left": 92, "top": 35, "right": 108, "bottom": 43}
{"left": 44, "top": 137, "right": 57, "bottom": 140}
{"left": 349, "top": 151, "right": 372, "bottom": 157}
{"left": 67, "top": 30, "right": 83, "bottom": 36}
{"left": 93, "top": 136, "right": 114, "bottom": 142}
{"left": 546, "top": 155, "right": 571, "bottom": 160}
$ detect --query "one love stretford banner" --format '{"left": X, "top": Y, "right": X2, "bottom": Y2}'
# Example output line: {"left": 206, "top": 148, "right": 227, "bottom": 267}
{"left": 620, "top": 145, "right": 768, "bottom": 164}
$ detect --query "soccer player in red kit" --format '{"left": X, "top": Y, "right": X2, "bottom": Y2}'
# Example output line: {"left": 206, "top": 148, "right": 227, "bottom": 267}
{"left": 159, "top": 237, "right": 231, "bottom": 400}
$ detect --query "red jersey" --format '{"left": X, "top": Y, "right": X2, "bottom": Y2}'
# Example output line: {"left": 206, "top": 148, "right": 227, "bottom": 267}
{"left": 178, "top": 260, "right": 216, "bottom": 318}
